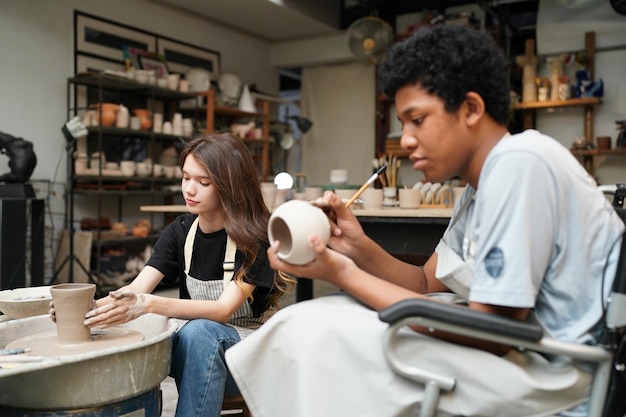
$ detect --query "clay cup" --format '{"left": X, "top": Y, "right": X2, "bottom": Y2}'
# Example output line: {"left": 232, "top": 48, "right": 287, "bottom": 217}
{"left": 361, "top": 188, "right": 383, "bottom": 210}
{"left": 268, "top": 200, "right": 331, "bottom": 265}
{"left": 398, "top": 188, "right": 421, "bottom": 209}
{"left": 50, "top": 283, "right": 96, "bottom": 344}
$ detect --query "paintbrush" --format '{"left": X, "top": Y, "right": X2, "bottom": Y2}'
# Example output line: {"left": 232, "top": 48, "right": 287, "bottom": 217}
{"left": 345, "top": 165, "right": 387, "bottom": 208}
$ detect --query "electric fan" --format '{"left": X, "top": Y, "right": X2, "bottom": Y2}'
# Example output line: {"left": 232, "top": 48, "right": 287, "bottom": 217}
{"left": 610, "top": 0, "right": 626, "bottom": 15}
{"left": 346, "top": 16, "right": 394, "bottom": 63}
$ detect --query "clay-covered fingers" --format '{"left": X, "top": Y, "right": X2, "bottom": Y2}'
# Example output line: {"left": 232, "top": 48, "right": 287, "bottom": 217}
{"left": 83, "top": 302, "right": 123, "bottom": 328}
{"left": 109, "top": 289, "right": 136, "bottom": 300}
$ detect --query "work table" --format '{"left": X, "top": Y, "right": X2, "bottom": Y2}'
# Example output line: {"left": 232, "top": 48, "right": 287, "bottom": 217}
{"left": 141, "top": 204, "right": 453, "bottom": 218}
{"left": 141, "top": 204, "right": 452, "bottom": 302}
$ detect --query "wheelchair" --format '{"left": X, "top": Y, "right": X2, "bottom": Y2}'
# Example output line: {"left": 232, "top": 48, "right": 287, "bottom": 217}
{"left": 379, "top": 185, "right": 626, "bottom": 417}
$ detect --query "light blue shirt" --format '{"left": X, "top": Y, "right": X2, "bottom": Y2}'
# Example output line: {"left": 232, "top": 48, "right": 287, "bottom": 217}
{"left": 438, "top": 130, "right": 624, "bottom": 344}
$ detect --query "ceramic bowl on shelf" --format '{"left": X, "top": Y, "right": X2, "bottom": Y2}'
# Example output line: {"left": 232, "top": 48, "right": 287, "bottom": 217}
{"left": 120, "top": 160, "right": 136, "bottom": 177}
{"left": 136, "top": 162, "right": 151, "bottom": 177}
{"left": 135, "top": 70, "right": 149, "bottom": 84}
{"left": 156, "top": 78, "right": 168, "bottom": 89}
{"left": 163, "top": 165, "right": 176, "bottom": 179}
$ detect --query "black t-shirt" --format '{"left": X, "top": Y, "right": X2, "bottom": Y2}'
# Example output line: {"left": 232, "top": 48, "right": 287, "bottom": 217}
{"left": 146, "top": 213, "right": 275, "bottom": 316}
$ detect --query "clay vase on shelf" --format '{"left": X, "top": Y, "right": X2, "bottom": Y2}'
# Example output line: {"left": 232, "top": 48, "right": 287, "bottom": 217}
{"left": 133, "top": 109, "right": 152, "bottom": 131}
{"left": 133, "top": 219, "right": 152, "bottom": 238}
{"left": 90, "top": 103, "right": 119, "bottom": 127}
{"left": 50, "top": 283, "right": 96, "bottom": 344}
{"left": 268, "top": 200, "right": 331, "bottom": 265}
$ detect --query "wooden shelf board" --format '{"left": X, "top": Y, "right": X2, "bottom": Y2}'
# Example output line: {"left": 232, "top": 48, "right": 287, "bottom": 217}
{"left": 514, "top": 97, "right": 601, "bottom": 110}
{"left": 86, "top": 126, "right": 191, "bottom": 140}
{"left": 571, "top": 148, "right": 626, "bottom": 156}
{"left": 70, "top": 73, "right": 197, "bottom": 100}
{"left": 384, "top": 140, "right": 411, "bottom": 158}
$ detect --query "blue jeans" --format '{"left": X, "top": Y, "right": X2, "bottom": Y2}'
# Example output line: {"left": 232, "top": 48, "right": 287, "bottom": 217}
{"left": 170, "top": 319, "right": 241, "bottom": 417}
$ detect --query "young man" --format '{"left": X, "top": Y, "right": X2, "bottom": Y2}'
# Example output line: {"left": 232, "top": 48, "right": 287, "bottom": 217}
{"left": 226, "top": 25, "right": 624, "bottom": 416}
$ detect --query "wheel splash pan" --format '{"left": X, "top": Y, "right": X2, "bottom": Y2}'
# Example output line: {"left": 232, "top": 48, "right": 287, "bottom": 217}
{"left": 0, "top": 313, "right": 176, "bottom": 410}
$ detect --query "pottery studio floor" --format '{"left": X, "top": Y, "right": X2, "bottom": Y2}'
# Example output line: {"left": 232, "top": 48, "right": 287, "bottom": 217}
{"left": 154, "top": 280, "right": 339, "bottom": 416}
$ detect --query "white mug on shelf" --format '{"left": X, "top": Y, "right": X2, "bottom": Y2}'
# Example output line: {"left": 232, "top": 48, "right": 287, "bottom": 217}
{"left": 167, "top": 73, "right": 180, "bottom": 90}
{"left": 153, "top": 113, "right": 163, "bottom": 133}
{"left": 120, "top": 161, "right": 135, "bottom": 177}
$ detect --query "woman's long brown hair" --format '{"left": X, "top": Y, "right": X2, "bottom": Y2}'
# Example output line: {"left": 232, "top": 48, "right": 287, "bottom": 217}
{"left": 178, "top": 133, "right": 294, "bottom": 309}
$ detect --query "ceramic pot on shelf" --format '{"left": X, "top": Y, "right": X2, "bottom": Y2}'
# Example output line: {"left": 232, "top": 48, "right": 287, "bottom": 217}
{"left": 133, "top": 109, "right": 152, "bottom": 131}
{"left": 90, "top": 103, "right": 119, "bottom": 127}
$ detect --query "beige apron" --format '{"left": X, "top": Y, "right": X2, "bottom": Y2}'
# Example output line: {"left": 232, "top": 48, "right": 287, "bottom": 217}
{"left": 435, "top": 189, "right": 475, "bottom": 300}
{"left": 179, "top": 217, "right": 263, "bottom": 338}
{"left": 226, "top": 192, "right": 592, "bottom": 417}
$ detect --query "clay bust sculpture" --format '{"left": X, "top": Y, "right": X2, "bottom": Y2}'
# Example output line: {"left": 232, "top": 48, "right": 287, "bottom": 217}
{"left": 0, "top": 131, "right": 37, "bottom": 183}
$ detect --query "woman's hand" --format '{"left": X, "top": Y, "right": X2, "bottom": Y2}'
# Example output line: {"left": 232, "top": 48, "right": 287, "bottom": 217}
{"left": 268, "top": 233, "right": 355, "bottom": 287}
{"left": 83, "top": 289, "right": 150, "bottom": 328}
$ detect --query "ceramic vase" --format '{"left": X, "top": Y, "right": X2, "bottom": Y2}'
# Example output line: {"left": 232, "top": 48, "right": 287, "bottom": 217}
{"left": 90, "top": 103, "right": 119, "bottom": 127}
{"left": 268, "top": 200, "right": 331, "bottom": 265}
{"left": 50, "top": 283, "right": 96, "bottom": 344}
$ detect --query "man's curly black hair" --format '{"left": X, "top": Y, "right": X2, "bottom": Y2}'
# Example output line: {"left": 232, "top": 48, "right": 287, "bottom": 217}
{"left": 378, "top": 25, "right": 511, "bottom": 125}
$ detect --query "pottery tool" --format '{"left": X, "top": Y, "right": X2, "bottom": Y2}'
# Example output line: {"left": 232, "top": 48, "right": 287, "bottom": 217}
{"left": 345, "top": 165, "right": 387, "bottom": 208}
{"left": 0, "top": 348, "right": 31, "bottom": 355}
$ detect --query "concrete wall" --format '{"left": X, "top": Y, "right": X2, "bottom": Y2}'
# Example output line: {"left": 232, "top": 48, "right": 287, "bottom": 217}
{"left": 0, "top": 0, "right": 278, "bottom": 279}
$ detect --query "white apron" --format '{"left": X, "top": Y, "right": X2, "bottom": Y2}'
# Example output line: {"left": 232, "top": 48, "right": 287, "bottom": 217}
{"left": 178, "top": 217, "right": 264, "bottom": 338}
{"left": 226, "top": 195, "right": 592, "bottom": 417}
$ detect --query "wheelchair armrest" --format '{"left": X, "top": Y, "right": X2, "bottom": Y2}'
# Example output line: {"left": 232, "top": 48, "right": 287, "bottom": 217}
{"left": 380, "top": 298, "right": 614, "bottom": 417}
{"left": 379, "top": 298, "right": 543, "bottom": 342}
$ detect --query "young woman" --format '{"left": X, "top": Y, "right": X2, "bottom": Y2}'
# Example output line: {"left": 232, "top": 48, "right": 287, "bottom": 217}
{"left": 82, "top": 132, "right": 294, "bottom": 417}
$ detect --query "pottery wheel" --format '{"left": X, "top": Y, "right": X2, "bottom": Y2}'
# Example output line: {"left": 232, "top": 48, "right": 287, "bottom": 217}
{"left": 6, "top": 328, "right": 144, "bottom": 357}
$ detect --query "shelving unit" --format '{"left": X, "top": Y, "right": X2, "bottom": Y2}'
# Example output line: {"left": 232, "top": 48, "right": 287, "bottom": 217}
{"left": 514, "top": 96, "right": 602, "bottom": 142}
{"left": 376, "top": 31, "right": 606, "bottom": 176}
{"left": 198, "top": 89, "right": 271, "bottom": 180}
{"left": 512, "top": 32, "right": 606, "bottom": 176}
{"left": 62, "top": 72, "right": 198, "bottom": 288}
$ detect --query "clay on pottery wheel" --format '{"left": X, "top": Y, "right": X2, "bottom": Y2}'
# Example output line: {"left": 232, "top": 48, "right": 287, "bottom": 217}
{"left": 50, "top": 283, "right": 96, "bottom": 344}
{"left": 6, "top": 283, "right": 143, "bottom": 356}
{"left": 7, "top": 327, "right": 144, "bottom": 356}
